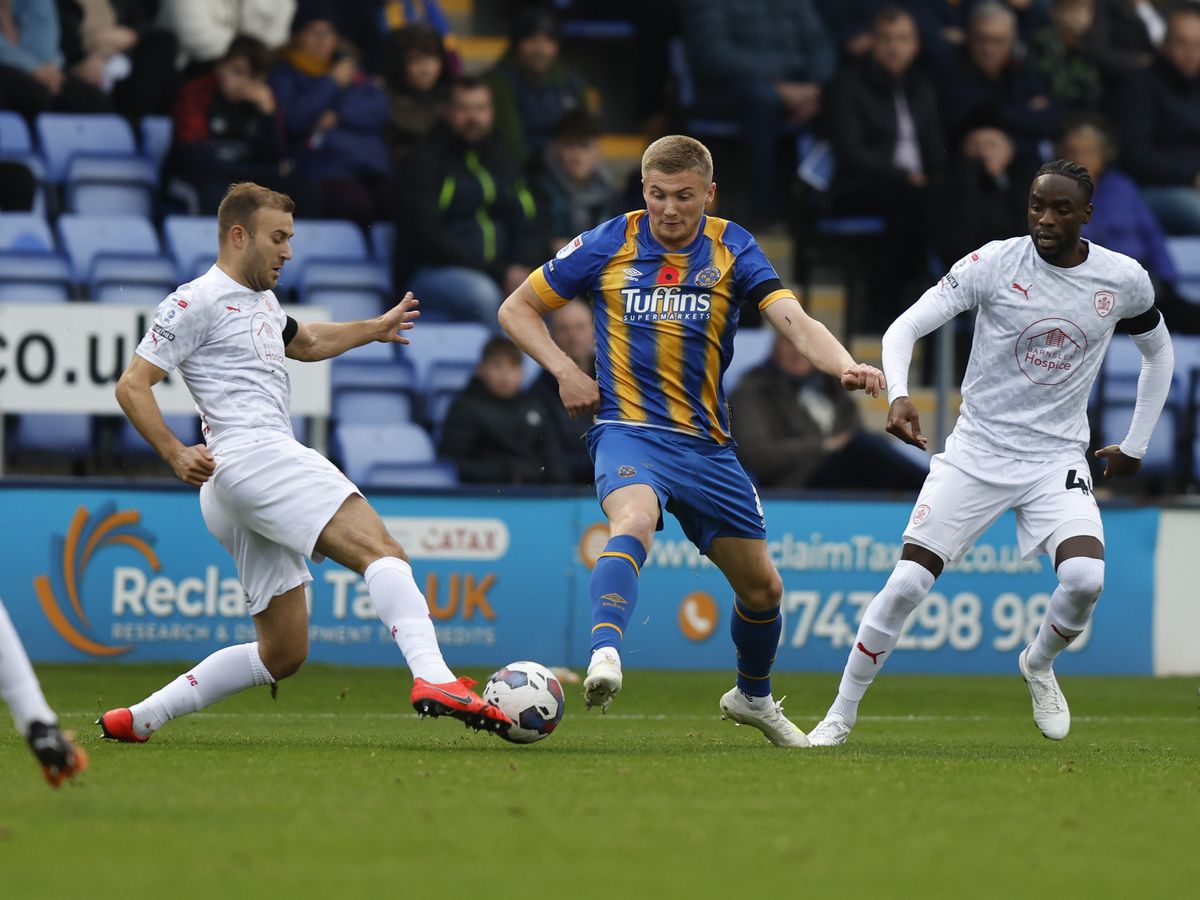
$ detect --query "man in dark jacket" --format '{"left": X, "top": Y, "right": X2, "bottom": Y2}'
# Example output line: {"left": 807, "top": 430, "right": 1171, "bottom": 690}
{"left": 827, "top": 6, "right": 946, "bottom": 325}
{"left": 394, "top": 75, "right": 546, "bottom": 323}
{"left": 439, "top": 336, "right": 568, "bottom": 485}
{"left": 1111, "top": 4, "right": 1200, "bottom": 234}
{"left": 731, "top": 335, "right": 926, "bottom": 491}
{"left": 528, "top": 298, "right": 594, "bottom": 484}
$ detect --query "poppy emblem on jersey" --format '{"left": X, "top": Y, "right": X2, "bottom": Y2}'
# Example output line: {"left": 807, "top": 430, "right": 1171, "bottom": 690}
{"left": 694, "top": 266, "right": 721, "bottom": 288}
{"left": 1094, "top": 291, "right": 1115, "bottom": 318}
{"left": 912, "top": 504, "right": 931, "bottom": 524}
{"left": 617, "top": 465, "right": 637, "bottom": 477}
{"left": 1015, "top": 317, "right": 1088, "bottom": 386}
{"left": 656, "top": 266, "right": 681, "bottom": 286}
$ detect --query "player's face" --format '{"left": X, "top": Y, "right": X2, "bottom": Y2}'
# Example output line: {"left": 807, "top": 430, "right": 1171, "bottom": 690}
{"left": 1028, "top": 174, "right": 1092, "bottom": 265}
{"left": 642, "top": 168, "right": 715, "bottom": 251}
{"left": 241, "top": 208, "right": 294, "bottom": 292}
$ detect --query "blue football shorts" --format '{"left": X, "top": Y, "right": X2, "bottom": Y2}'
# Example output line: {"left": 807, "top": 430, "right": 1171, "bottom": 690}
{"left": 586, "top": 422, "right": 766, "bottom": 553}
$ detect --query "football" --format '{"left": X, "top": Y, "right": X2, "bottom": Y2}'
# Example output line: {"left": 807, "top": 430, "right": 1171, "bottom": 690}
{"left": 482, "top": 661, "right": 565, "bottom": 744}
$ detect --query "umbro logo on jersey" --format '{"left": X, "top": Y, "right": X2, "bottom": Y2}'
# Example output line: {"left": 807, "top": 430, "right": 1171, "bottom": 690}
{"left": 623, "top": 267, "right": 644, "bottom": 280}
{"left": 1011, "top": 282, "right": 1032, "bottom": 300}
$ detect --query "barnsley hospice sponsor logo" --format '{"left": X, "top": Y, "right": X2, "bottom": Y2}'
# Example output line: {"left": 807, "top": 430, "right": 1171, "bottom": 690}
{"left": 34, "top": 502, "right": 157, "bottom": 656}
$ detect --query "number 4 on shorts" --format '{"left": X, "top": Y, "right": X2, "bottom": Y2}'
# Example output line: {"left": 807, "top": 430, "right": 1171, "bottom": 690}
{"left": 1064, "top": 469, "right": 1092, "bottom": 495}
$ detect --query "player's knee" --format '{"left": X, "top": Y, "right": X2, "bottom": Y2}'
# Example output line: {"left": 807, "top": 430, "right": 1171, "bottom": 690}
{"left": 263, "top": 643, "right": 308, "bottom": 680}
{"left": 614, "top": 511, "right": 655, "bottom": 546}
{"left": 1057, "top": 556, "right": 1104, "bottom": 601}
{"left": 739, "top": 570, "right": 783, "bottom": 611}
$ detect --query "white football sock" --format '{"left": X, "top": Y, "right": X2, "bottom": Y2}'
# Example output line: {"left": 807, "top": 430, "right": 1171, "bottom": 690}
{"left": 0, "top": 600, "right": 57, "bottom": 733}
{"left": 365, "top": 557, "right": 455, "bottom": 684}
{"left": 829, "top": 560, "right": 936, "bottom": 723}
{"left": 1027, "top": 557, "right": 1104, "bottom": 673}
{"left": 129, "top": 642, "right": 274, "bottom": 737}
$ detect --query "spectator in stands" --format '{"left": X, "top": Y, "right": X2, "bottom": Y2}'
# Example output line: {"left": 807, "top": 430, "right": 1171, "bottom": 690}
{"left": 731, "top": 334, "right": 926, "bottom": 491}
{"left": 908, "top": 0, "right": 1048, "bottom": 69}
{"left": 827, "top": 6, "right": 946, "bottom": 325}
{"left": 0, "top": 161, "right": 35, "bottom": 209}
{"left": 0, "top": 0, "right": 111, "bottom": 117}
{"left": 1111, "top": 3, "right": 1200, "bottom": 234}
{"left": 335, "top": 0, "right": 460, "bottom": 78}
{"left": 817, "top": 0, "right": 890, "bottom": 59}
{"left": 157, "top": 0, "right": 295, "bottom": 75}
{"left": 270, "top": 2, "right": 394, "bottom": 227}
{"left": 439, "top": 335, "right": 568, "bottom": 485}
{"left": 171, "top": 36, "right": 312, "bottom": 215}
{"left": 1090, "top": 0, "right": 1164, "bottom": 82}
{"left": 1060, "top": 114, "right": 1200, "bottom": 332}
{"left": 937, "top": 2, "right": 1061, "bottom": 169}
{"left": 939, "top": 121, "right": 1031, "bottom": 263}
{"left": 534, "top": 109, "right": 619, "bottom": 250}
{"left": 486, "top": 6, "right": 591, "bottom": 171}
{"left": 529, "top": 298, "right": 594, "bottom": 484}
{"left": 393, "top": 75, "right": 545, "bottom": 323}
{"left": 382, "top": 22, "right": 449, "bottom": 164}
{"left": 1029, "top": 0, "right": 1104, "bottom": 111}
{"left": 682, "top": 0, "right": 836, "bottom": 225}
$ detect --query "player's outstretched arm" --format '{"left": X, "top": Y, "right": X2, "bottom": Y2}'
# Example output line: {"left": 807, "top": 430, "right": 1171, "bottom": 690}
{"left": 286, "top": 292, "right": 420, "bottom": 362}
{"left": 761, "top": 294, "right": 884, "bottom": 396}
{"left": 499, "top": 279, "right": 599, "bottom": 419}
{"left": 1096, "top": 307, "right": 1174, "bottom": 478}
{"left": 116, "top": 355, "right": 215, "bottom": 485}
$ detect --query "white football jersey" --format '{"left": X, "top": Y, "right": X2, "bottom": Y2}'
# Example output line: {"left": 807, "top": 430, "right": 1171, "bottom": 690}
{"left": 929, "top": 236, "right": 1154, "bottom": 460}
{"left": 136, "top": 265, "right": 293, "bottom": 450}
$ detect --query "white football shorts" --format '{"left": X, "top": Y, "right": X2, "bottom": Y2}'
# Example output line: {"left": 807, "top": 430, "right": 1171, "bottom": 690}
{"left": 200, "top": 432, "right": 360, "bottom": 614}
{"left": 902, "top": 433, "right": 1104, "bottom": 565}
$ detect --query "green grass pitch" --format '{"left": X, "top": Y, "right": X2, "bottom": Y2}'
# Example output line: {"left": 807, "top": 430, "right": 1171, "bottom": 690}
{"left": 2, "top": 664, "right": 1196, "bottom": 899}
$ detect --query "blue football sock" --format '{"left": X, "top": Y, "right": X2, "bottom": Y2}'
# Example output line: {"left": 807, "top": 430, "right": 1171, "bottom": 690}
{"left": 731, "top": 598, "right": 782, "bottom": 697}
{"left": 589, "top": 535, "right": 647, "bottom": 654}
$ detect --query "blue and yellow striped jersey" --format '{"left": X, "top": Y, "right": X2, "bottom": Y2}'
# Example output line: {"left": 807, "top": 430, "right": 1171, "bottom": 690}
{"left": 530, "top": 211, "right": 792, "bottom": 443}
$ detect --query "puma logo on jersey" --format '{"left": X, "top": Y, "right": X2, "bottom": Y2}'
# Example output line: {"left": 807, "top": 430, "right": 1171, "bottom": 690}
{"left": 1011, "top": 282, "right": 1032, "bottom": 300}
{"left": 226, "top": 305, "right": 241, "bottom": 312}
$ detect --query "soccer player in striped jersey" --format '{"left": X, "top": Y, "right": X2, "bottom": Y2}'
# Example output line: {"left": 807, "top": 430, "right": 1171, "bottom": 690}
{"left": 500, "top": 135, "right": 884, "bottom": 747}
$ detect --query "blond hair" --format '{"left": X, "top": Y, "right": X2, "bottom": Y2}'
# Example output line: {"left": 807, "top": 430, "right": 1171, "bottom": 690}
{"left": 217, "top": 182, "right": 295, "bottom": 245}
{"left": 641, "top": 135, "right": 713, "bottom": 183}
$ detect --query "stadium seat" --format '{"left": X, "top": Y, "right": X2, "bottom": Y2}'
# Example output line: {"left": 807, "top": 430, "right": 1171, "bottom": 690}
{"left": 724, "top": 327, "right": 774, "bottom": 393}
{"left": 296, "top": 261, "right": 391, "bottom": 306}
{"left": 334, "top": 386, "right": 413, "bottom": 425}
{"left": 114, "top": 414, "right": 199, "bottom": 459}
{"left": 139, "top": 115, "right": 173, "bottom": 170}
{"left": 368, "top": 221, "right": 395, "bottom": 267}
{"left": 1166, "top": 236, "right": 1200, "bottom": 302}
{"left": 56, "top": 213, "right": 170, "bottom": 295}
{"left": 0, "top": 213, "right": 72, "bottom": 300}
{"left": 333, "top": 421, "right": 436, "bottom": 484}
{"left": 362, "top": 460, "right": 459, "bottom": 488}
{"left": 0, "top": 110, "right": 34, "bottom": 157}
{"left": 35, "top": 113, "right": 138, "bottom": 182}
{"left": 398, "top": 322, "right": 490, "bottom": 390}
{"left": 65, "top": 155, "right": 157, "bottom": 216}
{"left": 1099, "top": 403, "right": 1179, "bottom": 475}
{"left": 91, "top": 254, "right": 180, "bottom": 303}
{"left": 162, "top": 215, "right": 218, "bottom": 277}
{"left": 289, "top": 218, "right": 368, "bottom": 276}
{"left": 9, "top": 413, "right": 92, "bottom": 456}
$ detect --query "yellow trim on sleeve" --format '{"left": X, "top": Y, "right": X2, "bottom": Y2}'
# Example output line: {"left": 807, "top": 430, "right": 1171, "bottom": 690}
{"left": 529, "top": 266, "right": 571, "bottom": 310}
{"left": 757, "top": 288, "right": 795, "bottom": 311}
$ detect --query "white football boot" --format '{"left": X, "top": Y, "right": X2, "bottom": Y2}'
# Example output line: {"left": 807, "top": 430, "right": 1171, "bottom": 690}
{"left": 807, "top": 713, "right": 854, "bottom": 747}
{"left": 719, "top": 688, "right": 810, "bottom": 748}
{"left": 1019, "top": 645, "right": 1070, "bottom": 740}
{"left": 583, "top": 648, "right": 622, "bottom": 713}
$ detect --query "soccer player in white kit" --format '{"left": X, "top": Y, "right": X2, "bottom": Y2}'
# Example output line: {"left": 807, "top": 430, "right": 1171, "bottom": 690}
{"left": 0, "top": 597, "right": 88, "bottom": 785}
{"left": 808, "top": 160, "right": 1175, "bottom": 745}
{"left": 98, "top": 183, "right": 511, "bottom": 742}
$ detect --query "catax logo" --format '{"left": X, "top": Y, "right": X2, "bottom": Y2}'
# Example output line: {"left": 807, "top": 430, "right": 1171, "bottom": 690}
{"left": 34, "top": 503, "right": 156, "bottom": 656}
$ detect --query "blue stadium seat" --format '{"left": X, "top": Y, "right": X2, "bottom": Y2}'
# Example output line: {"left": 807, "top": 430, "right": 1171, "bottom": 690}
{"left": 1166, "top": 236, "right": 1200, "bottom": 302}
{"left": 65, "top": 155, "right": 157, "bottom": 216}
{"left": 333, "top": 386, "right": 413, "bottom": 424}
{"left": 289, "top": 218, "right": 368, "bottom": 274}
{"left": 139, "top": 115, "right": 173, "bottom": 171}
{"left": 162, "top": 215, "right": 218, "bottom": 278}
{"left": 0, "top": 213, "right": 72, "bottom": 300}
{"left": 0, "top": 110, "right": 33, "bottom": 157}
{"left": 334, "top": 422, "right": 435, "bottom": 484}
{"left": 291, "top": 415, "right": 310, "bottom": 445}
{"left": 300, "top": 288, "right": 380, "bottom": 321}
{"left": 296, "top": 260, "right": 391, "bottom": 306}
{"left": 363, "top": 460, "right": 458, "bottom": 488}
{"left": 1099, "top": 403, "right": 1179, "bottom": 475}
{"left": 35, "top": 113, "right": 138, "bottom": 182}
{"left": 368, "top": 221, "right": 395, "bottom": 267}
{"left": 114, "top": 415, "right": 199, "bottom": 459}
{"left": 725, "top": 327, "right": 774, "bottom": 393}
{"left": 10, "top": 413, "right": 92, "bottom": 455}
{"left": 56, "top": 213, "right": 168, "bottom": 294}
{"left": 92, "top": 255, "right": 180, "bottom": 304}
{"left": 399, "top": 322, "right": 490, "bottom": 390}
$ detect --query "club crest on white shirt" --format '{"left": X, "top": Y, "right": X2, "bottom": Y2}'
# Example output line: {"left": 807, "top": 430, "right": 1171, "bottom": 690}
{"left": 1094, "top": 290, "right": 1115, "bottom": 317}
{"left": 1015, "top": 317, "right": 1088, "bottom": 386}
